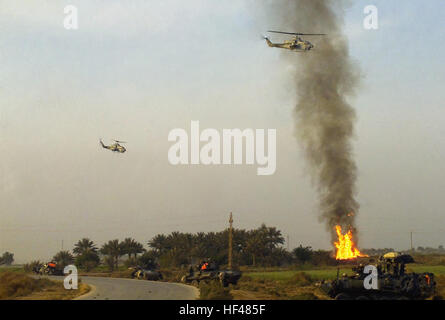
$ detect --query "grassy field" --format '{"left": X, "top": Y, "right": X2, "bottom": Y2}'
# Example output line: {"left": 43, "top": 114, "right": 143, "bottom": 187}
{"left": 407, "top": 265, "right": 445, "bottom": 275}
{"left": 246, "top": 267, "right": 348, "bottom": 282}
{"left": 0, "top": 266, "right": 25, "bottom": 273}
{"left": 245, "top": 264, "right": 445, "bottom": 282}
{"left": 232, "top": 271, "right": 326, "bottom": 300}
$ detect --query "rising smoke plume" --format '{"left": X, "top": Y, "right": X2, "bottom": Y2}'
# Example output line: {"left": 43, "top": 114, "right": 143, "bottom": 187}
{"left": 264, "top": 0, "right": 360, "bottom": 241}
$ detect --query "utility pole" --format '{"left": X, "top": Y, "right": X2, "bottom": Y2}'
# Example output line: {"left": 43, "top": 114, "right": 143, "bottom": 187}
{"left": 228, "top": 212, "right": 233, "bottom": 270}
{"left": 410, "top": 231, "right": 413, "bottom": 252}
{"left": 62, "top": 240, "right": 64, "bottom": 251}
{"left": 287, "top": 235, "right": 290, "bottom": 251}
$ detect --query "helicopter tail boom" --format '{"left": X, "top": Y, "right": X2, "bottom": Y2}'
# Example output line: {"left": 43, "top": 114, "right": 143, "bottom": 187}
{"left": 99, "top": 139, "right": 108, "bottom": 149}
{"left": 264, "top": 36, "right": 282, "bottom": 48}
{"left": 265, "top": 37, "right": 275, "bottom": 47}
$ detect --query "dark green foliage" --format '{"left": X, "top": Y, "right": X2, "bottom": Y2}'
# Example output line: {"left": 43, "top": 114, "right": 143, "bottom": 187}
{"left": 73, "top": 238, "right": 100, "bottom": 271}
{"left": 23, "top": 260, "right": 43, "bottom": 273}
{"left": 310, "top": 250, "right": 337, "bottom": 266}
{"left": 75, "top": 251, "right": 100, "bottom": 271}
{"left": 104, "top": 256, "right": 116, "bottom": 271}
{"left": 293, "top": 245, "right": 313, "bottom": 264}
{"left": 122, "top": 238, "right": 145, "bottom": 259}
{"left": 73, "top": 238, "right": 98, "bottom": 255}
{"left": 148, "top": 224, "right": 286, "bottom": 268}
{"left": 52, "top": 250, "right": 74, "bottom": 269}
{"left": 136, "top": 250, "right": 159, "bottom": 269}
{"left": 67, "top": 226, "right": 335, "bottom": 271}
{"left": 101, "top": 240, "right": 124, "bottom": 271}
{"left": 0, "top": 252, "right": 14, "bottom": 265}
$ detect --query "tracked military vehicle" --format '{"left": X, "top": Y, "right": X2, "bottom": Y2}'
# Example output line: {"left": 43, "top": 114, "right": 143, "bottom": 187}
{"left": 319, "top": 252, "right": 436, "bottom": 300}
{"left": 34, "top": 262, "right": 64, "bottom": 276}
{"left": 181, "top": 262, "right": 242, "bottom": 287}
{"left": 129, "top": 266, "right": 163, "bottom": 281}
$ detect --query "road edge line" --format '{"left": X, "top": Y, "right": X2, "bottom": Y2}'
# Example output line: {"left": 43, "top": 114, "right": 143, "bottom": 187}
{"left": 73, "top": 283, "right": 97, "bottom": 300}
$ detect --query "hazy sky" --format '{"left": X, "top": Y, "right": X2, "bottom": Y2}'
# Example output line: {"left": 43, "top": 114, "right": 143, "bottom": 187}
{"left": 1, "top": 1, "right": 445, "bottom": 263}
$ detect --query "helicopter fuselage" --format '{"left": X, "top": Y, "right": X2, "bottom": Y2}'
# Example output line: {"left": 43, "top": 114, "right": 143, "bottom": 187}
{"left": 108, "top": 143, "right": 126, "bottom": 153}
{"left": 100, "top": 140, "right": 126, "bottom": 153}
{"left": 265, "top": 36, "right": 314, "bottom": 52}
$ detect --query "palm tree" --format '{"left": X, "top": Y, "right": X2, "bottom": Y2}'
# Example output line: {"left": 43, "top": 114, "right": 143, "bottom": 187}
{"left": 73, "top": 238, "right": 100, "bottom": 272}
{"left": 53, "top": 250, "right": 74, "bottom": 268}
{"left": 122, "top": 238, "right": 145, "bottom": 259}
{"left": 100, "top": 240, "right": 124, "bottom": 270}
{"left": 148, "top": 234, "right": 168, "bottom": 254}
{"left": 73, "top": 238, "right": 98, "bottom": 255}
{"left": 245, "top": 231, "right": 263, "bottom": 266}
{"left": 130, "top": 241, "right": 144, "bottom": 259}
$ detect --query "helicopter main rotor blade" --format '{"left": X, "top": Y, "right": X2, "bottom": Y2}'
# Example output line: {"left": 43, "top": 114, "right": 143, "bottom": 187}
{"left": 114, "top": 140, "right": 127, "bottom": 143}
{"left": 268, "top": 30, "right": 326, "bottom": 36}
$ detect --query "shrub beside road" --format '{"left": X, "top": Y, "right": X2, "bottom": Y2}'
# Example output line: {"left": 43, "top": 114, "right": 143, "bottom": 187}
{"left": 0, "top": 271, "right": 90, "bottom": 300}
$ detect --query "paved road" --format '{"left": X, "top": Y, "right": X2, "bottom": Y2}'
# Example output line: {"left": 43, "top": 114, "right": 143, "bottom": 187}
{"left": 45, "top": 276, "right": 199, "bottom": 300}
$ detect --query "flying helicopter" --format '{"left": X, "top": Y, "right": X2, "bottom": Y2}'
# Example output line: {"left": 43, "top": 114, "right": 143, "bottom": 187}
{"left": 264, "top": 30, "right": 326, "bottom": 52}
{"left": 100, "top": 139, "right": 127, "bottom": 153}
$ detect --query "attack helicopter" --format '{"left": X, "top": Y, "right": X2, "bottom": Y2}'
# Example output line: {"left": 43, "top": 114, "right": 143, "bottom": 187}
{"left": 100, "top": 139, "right": 127, "bottom": 153}
{"left": 264, "top": 30, "right": 325, "bottom": 52}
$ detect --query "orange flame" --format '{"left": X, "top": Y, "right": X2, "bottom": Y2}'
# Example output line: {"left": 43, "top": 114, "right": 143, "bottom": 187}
{"left": 334, "top": 225, "right": 367, "bottom": 260}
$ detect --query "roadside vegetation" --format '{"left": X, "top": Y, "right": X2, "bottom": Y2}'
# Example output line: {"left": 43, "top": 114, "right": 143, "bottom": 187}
{"left": 199, "top": 281, "right": 233, "bottom": 300}
{"left": 0, "top": 271, "right": 89, "bottom": 300}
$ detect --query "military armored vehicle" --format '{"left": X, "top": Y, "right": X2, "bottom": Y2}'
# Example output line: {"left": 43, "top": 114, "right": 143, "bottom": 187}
{"left": 129, "top": 266, "right": 163, "bottom": 281}
{"left": 319, "top": 252, "right": 436, "bottom": 300}
{"left": 35, "top": 262, "right": 64, "bottom": 276}
{"left": 181, "top": 262, "right": 242, "bottom": 287}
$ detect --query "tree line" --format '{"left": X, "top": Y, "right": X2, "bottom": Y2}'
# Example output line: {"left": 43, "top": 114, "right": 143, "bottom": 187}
{"left": 33, "top": 224, "right": 338, "bottom": 271}
{"left": 48, "top": 237, "right": 146, "bottom": 271}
